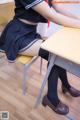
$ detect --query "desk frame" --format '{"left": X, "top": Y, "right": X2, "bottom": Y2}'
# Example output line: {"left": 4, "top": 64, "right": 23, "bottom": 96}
{"left": 35, "top": 53, "right": 80, "bottom": 107}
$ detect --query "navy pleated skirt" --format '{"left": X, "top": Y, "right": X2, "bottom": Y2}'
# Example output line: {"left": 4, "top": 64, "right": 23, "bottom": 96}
{"left": 0, "top": 18, "right": 41, "bottom": 61}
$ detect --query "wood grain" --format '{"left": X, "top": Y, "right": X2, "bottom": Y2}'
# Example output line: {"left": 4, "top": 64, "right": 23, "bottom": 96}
{"left": 0, "top": 58, "right": 80, "bottom": 120}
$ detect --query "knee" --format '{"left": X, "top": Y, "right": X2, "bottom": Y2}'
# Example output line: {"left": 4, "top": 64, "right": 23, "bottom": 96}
{"left": 39, "top": 48, "right": 49, "bottom": 60}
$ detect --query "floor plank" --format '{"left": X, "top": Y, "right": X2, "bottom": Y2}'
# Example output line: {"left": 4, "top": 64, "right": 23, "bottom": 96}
{"left": 0, "top": 57, "right": 80, "bottom": 120}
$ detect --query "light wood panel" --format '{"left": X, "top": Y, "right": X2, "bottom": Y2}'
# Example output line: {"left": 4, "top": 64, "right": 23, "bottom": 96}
{"left": 0, "top": 58, "right": 80, "bottom": 120}
{"left": 41, "top": 27, "right": 80, "bottom": 64}
{"left": 0, "top": 2, "right": 15, "bottom": 26}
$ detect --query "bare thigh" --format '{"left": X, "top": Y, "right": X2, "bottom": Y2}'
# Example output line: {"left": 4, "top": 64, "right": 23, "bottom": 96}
{"left": 19, "top": 39, "right": 43, "bottom": 56}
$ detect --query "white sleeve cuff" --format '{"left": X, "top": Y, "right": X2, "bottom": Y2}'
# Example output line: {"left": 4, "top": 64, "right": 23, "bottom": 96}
{"left": 25, "top": 0, "right": 43, "bottom": 9}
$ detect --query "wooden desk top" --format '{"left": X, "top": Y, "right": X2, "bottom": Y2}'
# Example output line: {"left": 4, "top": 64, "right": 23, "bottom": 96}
{"left": 41, "top": 27, "right": 80, "bottom": 65}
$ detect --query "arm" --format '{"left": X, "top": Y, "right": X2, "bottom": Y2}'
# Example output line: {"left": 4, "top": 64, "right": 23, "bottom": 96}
{"left": 32, "top": 1, "right": 80, "bottom": 28}
{"left": 52, "top": 0, "right": 80, "bottom": 20}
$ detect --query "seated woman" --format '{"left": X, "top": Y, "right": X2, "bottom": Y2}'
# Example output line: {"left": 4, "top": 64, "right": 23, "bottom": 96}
{"left": 0, "top": 0, "right": 80, "bottom": 115}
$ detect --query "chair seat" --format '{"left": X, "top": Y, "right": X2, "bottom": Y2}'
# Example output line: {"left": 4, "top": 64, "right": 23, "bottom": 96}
{"left": 17, "top": 55, "right": 33, "bottom": 64}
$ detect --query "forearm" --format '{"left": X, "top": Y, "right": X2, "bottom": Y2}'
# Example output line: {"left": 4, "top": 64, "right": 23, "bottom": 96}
{"left": 33, "top": 1, "right": 80, "bottom": 28}
{"left": 53, "top": 3, "right": 80, "bottom": 20}
{"left": 53, "top": 0, "right": 80, "bottom": 3}
{"left": 51, "top": 8, "right": 80, "bottom": 28}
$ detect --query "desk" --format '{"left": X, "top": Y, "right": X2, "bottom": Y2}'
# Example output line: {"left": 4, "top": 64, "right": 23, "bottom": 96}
{"left": 35, "top": 27, "right": 80, "bottom": 107}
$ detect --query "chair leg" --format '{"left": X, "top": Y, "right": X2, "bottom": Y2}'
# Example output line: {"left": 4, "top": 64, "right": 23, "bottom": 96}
{"left": 22, "top": 56, "right": 38, "bottom": 95}
{"left": 22, "top": 65, "right": 29, "bottom": 95}
{"left": 35, "top": 55, "right": 56, "bottom": 108}
{"left": 40, "top": 57, "right": 43, "bottom": 75}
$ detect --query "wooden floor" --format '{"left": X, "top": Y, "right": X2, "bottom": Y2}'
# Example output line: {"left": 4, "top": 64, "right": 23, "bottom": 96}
{"left": 0, "top": 55, "right": 80, "bottom": 120}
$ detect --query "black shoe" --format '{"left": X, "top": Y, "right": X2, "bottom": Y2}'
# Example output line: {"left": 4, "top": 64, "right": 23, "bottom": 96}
{"left": 62, "top": 85, "right": 80, "bottom": 97}
{"left": 42, "top": 95, "right": 69, "bottom": 115}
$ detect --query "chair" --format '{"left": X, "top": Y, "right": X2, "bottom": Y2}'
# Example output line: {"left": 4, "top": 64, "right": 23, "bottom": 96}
{"left": 0, "top": 2, "right": 42, "bottom": 95}
{"left": 17, "top": 55, "right": 39, "bottom": 95}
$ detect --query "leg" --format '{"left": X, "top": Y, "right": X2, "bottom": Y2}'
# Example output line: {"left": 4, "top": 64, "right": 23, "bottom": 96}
{"left": 56, "top": 66, "right": 71, "bottom": 89}
{"left": 41, "top": 51, "right": 70, "bottom": 90}
{"left": 19, "top": 40, "right": 43, "bottom": 94}
{"left": 56, "top": 65, "right": 80, "bottom": 97}
{"left": 19, "top": 39, "right": 43, "bottom": 56}
{"left": 47, "top": 65, "right": 60, "bottom": 106}
{"left": 35, "top": 51, "right": 56, "bottom": 107}
{"left": 38, "top": 49, "right": 69, "bottom": 115}
{"left": 39, "top": 49, "right": 59, "bottom": 106}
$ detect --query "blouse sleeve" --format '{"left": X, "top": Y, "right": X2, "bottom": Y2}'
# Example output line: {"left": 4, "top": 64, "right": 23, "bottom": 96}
{"left": 20, "top": 0, "right": 43, "bottom": 9}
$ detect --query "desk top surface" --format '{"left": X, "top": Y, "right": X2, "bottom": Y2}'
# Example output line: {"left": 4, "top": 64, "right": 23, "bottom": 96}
{"left": 0, "top": 0, "right": 13, "bottom": 4}
{"left": 41, "top": 27, "right": 80, "bottom": 65}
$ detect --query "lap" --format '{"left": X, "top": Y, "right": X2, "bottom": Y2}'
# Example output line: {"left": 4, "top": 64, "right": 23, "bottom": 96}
{"left": 19, "top": 39, "right": 43, "bottom": 56}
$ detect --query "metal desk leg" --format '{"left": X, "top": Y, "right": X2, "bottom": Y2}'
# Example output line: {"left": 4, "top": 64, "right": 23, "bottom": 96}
{"left": 35, "top": 54, "right": 56, "bottom": 108}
